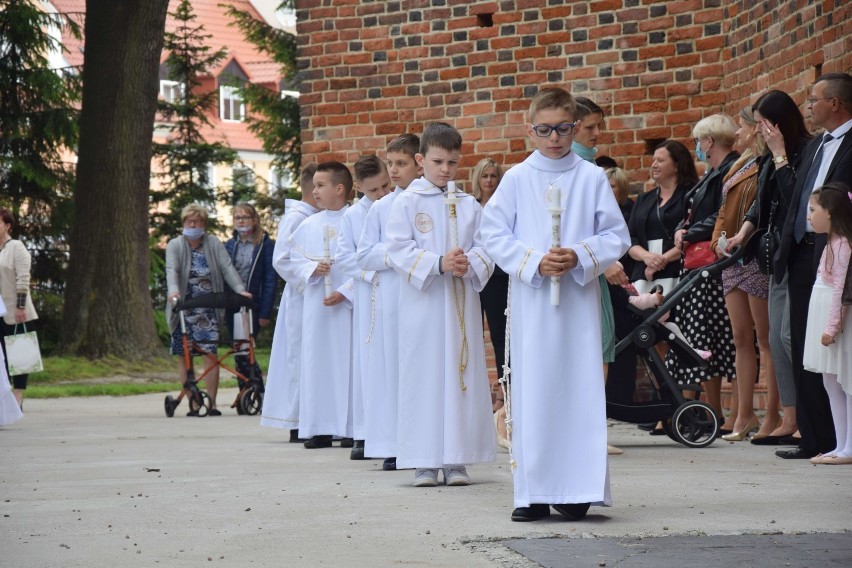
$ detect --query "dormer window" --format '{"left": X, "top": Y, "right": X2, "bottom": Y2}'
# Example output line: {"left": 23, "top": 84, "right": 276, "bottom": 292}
{"left": 160, "top": 80, "right": 184, "bottom": 103}
{"left": 219, "top": 85, "right": 245, "bottom": 122}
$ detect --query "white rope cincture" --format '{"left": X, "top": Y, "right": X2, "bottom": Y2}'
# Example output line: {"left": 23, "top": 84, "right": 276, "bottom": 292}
{"left": 365, "top": 272, "right": 379, "bottom": 344}
{"left": 500, "top": 278, "right": 515, "bottom": 469}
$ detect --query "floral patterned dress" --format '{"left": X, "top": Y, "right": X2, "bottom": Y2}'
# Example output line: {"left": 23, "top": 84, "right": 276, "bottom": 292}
{"left": 169, "top": 248, "right": 220, "bottom": 355}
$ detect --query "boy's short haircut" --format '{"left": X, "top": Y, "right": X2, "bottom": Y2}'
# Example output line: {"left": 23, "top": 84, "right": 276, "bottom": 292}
{"left": 419, "top": 122, "right": 462, "bottom": 155}
{"left": 387, "top": 133, "right": 420, "bottom": 158}
{"left": 575, "top": 96, "right": 605, "bottom": 120}
{"left": 528, "top": 88, "right": 576, "bottom": 122}
{"left": 316, "top": 161, "right": 354, "bottom": 198}
{"left": 353, "top": 155, "right": 386, "bottom": 182}
{"left": 300, "top": 163, "right": 318, "bottom": 186}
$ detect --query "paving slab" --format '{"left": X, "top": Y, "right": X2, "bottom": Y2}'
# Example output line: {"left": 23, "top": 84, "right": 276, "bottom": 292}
{"left": 1, "top": 390, "right": 850, "bottom": 567}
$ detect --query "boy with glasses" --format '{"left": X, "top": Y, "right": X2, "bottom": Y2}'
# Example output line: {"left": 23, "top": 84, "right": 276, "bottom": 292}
{"left": 480, "top": 88, "right": 630, "bottom": 522}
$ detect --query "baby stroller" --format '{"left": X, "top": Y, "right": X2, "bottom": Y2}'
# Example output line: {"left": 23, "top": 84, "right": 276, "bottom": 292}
{"left": 607, "top": 231, "right": 761, "bottom": 448}
{"left": 164, "top": 291, "right": 265, "bottom": 417}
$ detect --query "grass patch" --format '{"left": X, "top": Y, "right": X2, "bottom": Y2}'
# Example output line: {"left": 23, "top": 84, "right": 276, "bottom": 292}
{"left": 25, "top": 348, "right": 270, "bottom": 398}
{"left": 26, "top": 378, "right": 242, "bottom": 399}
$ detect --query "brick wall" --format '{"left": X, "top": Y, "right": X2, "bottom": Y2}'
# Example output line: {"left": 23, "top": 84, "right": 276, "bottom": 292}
{"left": 296, "top": 0, "right": 850, "bottom": 192}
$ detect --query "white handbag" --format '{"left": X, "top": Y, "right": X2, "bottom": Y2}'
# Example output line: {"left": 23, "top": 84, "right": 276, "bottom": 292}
{"left": 5, "top": 324, "right": 44, "bottom": 375}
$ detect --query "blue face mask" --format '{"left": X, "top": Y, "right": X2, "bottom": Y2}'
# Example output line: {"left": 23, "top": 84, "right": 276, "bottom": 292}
{"left": 571, "top": 141, "right": 597, "bottom": 163}
{"left": 695, "top": 141, "right": 707, "bottom": 162}
{"left": 182, "top": 227, "right": 204, "bottom": 239}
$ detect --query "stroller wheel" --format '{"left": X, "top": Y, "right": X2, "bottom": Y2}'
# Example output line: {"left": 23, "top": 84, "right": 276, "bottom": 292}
{"left": 671, "top": 401, "right": 719, "bottom": 448}
{"left": 164, "top": 395, "right": 178, "bottom": 418}
{"left": 189, "top": 391, "right": 211, "bottom": 417}
{"left": 239, "top": 384, "right": 263, "bottom": 416}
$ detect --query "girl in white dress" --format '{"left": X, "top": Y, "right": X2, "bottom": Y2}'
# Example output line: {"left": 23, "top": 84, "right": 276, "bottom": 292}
{"left": 803, "top": 183, "right": 852, "bottom": 464}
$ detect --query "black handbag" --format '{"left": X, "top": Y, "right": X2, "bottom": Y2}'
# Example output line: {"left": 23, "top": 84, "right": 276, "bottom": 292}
{"left": 757, "top": 200, "right": 778, "bottom": 275}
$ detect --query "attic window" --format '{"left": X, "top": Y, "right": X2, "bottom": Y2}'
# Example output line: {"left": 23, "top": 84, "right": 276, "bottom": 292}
{"left": 160, "top": 80, "right": 184, "bottom": 103}
{"left": 220, "top": 86, "right": 245, "bottom": 122}
{"left": 476, "top": 13, "right": 494, "bottom": 27}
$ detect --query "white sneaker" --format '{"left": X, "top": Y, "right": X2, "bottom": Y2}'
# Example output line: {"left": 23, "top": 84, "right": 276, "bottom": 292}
{"left": 443, "top": 465, "right": 472, "bottom": 486}
{"left": 413, "top": 468, "right": 439, "bottom": 487}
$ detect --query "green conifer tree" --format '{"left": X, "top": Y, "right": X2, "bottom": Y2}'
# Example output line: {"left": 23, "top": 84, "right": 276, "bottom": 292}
{"left": 152, "top": 0, "right": 238, "bottom": 239}
{"left": 0, "top": 0, "right": 81, "bottom": 286}
{"left": 223, "top": 0, "right": 300, "bottom": 219}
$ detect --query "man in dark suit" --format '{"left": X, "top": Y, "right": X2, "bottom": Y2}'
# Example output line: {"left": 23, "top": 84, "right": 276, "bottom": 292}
{"left": 774, "top": 72, "right": 852, "bottom": 459}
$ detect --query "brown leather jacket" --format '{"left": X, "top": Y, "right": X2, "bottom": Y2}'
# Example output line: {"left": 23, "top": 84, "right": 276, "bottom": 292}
{"left": 711, "top": 154, "right": 759, "bottom": 255}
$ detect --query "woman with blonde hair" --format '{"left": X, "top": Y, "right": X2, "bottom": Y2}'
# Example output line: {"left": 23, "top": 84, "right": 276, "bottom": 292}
{"left": 166, "top": 203, "right": 249, "bottom": 416}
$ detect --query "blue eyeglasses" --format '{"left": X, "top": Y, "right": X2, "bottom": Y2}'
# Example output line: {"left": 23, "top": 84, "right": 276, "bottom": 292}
{"left": 530, "top": 122, "right": 577, "bottom": 137}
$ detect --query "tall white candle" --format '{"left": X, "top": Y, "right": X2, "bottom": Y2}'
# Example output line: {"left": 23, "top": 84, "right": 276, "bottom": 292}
{"left": 548, "top": 184, "right": 563, "bottom": 306}
{"left": 446, "top": 181, "right": 460, "bottom": 250}
{"left": 322, "top": 224, "right": 333, "bottom": 299}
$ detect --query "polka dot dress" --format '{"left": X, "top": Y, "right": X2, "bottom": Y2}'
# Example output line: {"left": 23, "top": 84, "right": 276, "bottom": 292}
{"left": 665, "top": 272, "right": 736, "bottom": 384}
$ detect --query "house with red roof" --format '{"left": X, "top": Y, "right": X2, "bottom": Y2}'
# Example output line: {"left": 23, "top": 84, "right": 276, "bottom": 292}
{"left": 45, "top": 0, "right": 293, "bottom": 214}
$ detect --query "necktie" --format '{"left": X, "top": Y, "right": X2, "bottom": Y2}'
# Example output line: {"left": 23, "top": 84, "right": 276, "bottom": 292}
{"left": 794, "top": 132, "right": 833, "bottom": 242}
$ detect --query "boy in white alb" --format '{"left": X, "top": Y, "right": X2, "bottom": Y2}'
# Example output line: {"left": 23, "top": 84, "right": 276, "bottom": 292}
{"left": 260, "top": 164, "right": 319, "bottom": 441}
{"left": 386, "top": 122, "right": 496, "bottom": 487}
{"left": 283, "top": 161, "right": 355, "bottom": 449}
{"left": 357, "top": 133, "right": 421, "bottom": 471}
{"left": 480, "top": 88, "right": 630, "bottom": 522}
{"left": 335, "top": 155, "right": 391, "bottom": 459}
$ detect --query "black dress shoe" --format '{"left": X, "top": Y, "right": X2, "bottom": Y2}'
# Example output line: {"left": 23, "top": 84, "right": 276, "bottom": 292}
{"left": 289, "top": 429, "right": 307, "bottom": 443}
{"left": 777, "top": 435, "right": 801, "bottom": 446}
{"left": 751, "top": 435, "right": 783, "bottom": 446}
{"left": 511, "top": 504, "right": 551, "bottom": 522}
{"left": 304, "top": 435, "right": 333, "bottom": 449}
{"left": 552, "top": 502, "right": 591, "bottom": 521}
{"left": 382, "top": 457, "right": 397, "bottom": 471}
{"left": 775, "top": 447, "right": 817, "bottom": 459}
{"left": 350, "top": 440, "right": 366, "bottom": 460}
{"left": 339, "top": 437, "right": 355, "bottom": 448}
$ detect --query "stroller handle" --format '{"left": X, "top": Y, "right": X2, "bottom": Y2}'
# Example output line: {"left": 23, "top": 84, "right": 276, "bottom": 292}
{"left": 633, "top": 228, "right": 765, "bottom": 332}
{"left": 172, "top": 291, "right": 255, "bottom": 311}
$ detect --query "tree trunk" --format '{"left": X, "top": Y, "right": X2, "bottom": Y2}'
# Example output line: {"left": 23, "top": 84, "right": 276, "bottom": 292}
{"left": 59, "top": 0, "right": 170, "bottom": 358}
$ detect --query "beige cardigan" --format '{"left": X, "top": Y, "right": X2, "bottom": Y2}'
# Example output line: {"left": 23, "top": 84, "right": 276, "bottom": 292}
{"left": 0, "top": 239, "right": 38, "bottom": 325}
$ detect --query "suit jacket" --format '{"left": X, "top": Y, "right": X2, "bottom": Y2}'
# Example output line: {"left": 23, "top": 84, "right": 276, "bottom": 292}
{"left": 775, "top": 130, "right": 852, "bottom": 284}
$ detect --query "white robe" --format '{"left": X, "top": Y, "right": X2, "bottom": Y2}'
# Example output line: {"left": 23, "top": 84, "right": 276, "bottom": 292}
{"left": 260, "top": 200, "right": 318, "bottom": 430}
{"left": 480, "top": 150, "right": 630, "bottom": 508}
{"left": 357, "top": 188, "right": 401, "bottom": 458}
{"left": 286, "top": 208, "right": 354, "bottom": 438}
{"left": 336, "top": 197, "right": 376, "bottom": 441}
{"left": 386, "top": 178, "right": 496, "bottom": 469}
{"left": 0, "top": 296, "right": 23, "bottom": 427}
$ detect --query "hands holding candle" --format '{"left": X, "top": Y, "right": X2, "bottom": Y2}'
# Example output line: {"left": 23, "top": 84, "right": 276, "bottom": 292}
{"left": 442, "top": 247, "right": 469, "bottom": 277}
{"left": 538, "top": 247, "right": 577, "bottom": 276}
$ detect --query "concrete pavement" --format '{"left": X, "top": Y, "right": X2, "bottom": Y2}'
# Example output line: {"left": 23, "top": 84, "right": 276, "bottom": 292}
{"left": 1, "top": 390, "right": 850, "bottom": 567}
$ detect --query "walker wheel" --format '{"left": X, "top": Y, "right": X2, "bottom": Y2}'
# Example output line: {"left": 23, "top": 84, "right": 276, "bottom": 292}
{"left": 164, "top": 395, "right": 178, "bottom": 418}
{"left": 671, "top": 401, "right": 719, "bottom": 448}
{"left": 189, "top": 391, "right": 211, "bottom": 417}
{"left": 239, "top": 384, "right": 263, "bottom": 416}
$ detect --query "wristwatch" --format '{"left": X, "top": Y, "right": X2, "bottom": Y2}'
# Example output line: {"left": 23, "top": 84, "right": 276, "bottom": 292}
{"left": 774, "top": 154, "right": 788, "bottom": 164}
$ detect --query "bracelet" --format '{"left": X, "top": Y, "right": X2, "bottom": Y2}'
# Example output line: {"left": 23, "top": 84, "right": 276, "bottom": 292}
{"left": 16, "top": 292, "right": 26, "bottom": 310}
{"left": 438, "top": 256, "right": 444, "bottom": 275}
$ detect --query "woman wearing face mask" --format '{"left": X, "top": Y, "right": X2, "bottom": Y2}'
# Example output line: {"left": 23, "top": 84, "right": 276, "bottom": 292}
{"left": 166, "top": 203, "right": 249, "bottom": 416}
{"left": 224, "top": 203, "right": 277, "bottom": 380}
{"left": 664, "top": 116, "right": 740, "bottom": 425}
